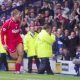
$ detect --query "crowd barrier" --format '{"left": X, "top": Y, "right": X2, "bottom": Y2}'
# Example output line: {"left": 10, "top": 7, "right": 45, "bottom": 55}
{"left": 7, "top": 59, "right": 77, "bottom": 75}
{"left": 56, "top": 60, "right": 77, "bottom": 75}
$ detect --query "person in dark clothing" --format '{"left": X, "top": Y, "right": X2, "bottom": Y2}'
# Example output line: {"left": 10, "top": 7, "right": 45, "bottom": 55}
{"left": 0, "top": 53, "right": 8, "bottom": 71}
{"left": 73, "top": 45, "right": 80, "bottom": 76}
{"left": 61, "top": 47, "right": 71, "bottom": 61}
{"left": 21, "top": 19, "right": 28, "bottom": 35}
{"left": 60, "top": 31, "right": 80, "bottom": 59}
{"left": 39, "top": 1, "right": 54, "bottom": 17}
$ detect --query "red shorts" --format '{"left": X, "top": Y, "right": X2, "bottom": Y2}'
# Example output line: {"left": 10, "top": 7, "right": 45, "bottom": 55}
{"left": 6, "top": 37, "right": 23, "bottom": 53}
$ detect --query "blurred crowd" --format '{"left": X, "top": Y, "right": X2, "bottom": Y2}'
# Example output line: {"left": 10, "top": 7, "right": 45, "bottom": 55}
{"left": 0, "top": 0, "right": 80, "bottom": 61}
{"left": 0, "top": 0, "right": 26, "bottom": 10}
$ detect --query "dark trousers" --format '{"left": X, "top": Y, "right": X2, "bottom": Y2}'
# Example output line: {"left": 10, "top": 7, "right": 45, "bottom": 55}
{"left": 75, "top": 64, "right": 80, "bottom": 76}
{"left": 28, "top": 56, "right": 40, "bottom": 73}
{"left": 38, "top": 58, "right": 53, "bottom": 74}
{"left": 0, "top": 53, "right": 8, "bottom": 71}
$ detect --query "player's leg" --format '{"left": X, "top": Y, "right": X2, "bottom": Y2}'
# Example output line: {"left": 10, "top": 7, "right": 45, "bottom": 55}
{"left": 7, "top": 43, "right": 18, "bottom": 60}
{"left": 9, "top": 51, "right": 20, "bottom": 73}
{"left": 16, "top": 43, "right": 24, "bottom": 63}
{"left": 16, "top": 43, "right": 24, "bottom": 72}
{"left": 9, "top": 52, "right": 18, "bottom": 60}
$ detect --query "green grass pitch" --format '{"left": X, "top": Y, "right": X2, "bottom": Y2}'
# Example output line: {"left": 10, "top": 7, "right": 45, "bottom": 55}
{"left": 0, "top": 71, "right": 80, "bottom": 80}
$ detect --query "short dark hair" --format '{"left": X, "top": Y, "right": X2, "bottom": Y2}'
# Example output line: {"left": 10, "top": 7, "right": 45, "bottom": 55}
{"left": 42, "top": 24, "right": 52, "bottom": 30}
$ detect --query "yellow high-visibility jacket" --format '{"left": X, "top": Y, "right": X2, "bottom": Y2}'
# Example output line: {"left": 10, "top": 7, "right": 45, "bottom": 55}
{"left": 0, "top": 33, "right": 6, "bottom": 53}
{"left": 24, "top": 31, "right": 38, "bottom": 57}
{"left": 36, "top": 30, "right": 56, "bottom": 58}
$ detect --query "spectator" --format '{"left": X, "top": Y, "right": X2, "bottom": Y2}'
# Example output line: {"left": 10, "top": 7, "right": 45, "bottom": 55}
{"left": 63, "top": 0, "right": 70, "bottom": 14}
{"left": 39, "top": 1, "right": 54, "bottom": 17}
{"left": 51, "top": 26, "right": 57, "bottom": 35}
{"left": 25, "top": 7, "right": 36, "bottom": 25}
{"left": 73, "top": 45, "right": 80, "bottom": 76}
{"left": 12, "top": 2, "right": 17, "bottom": 8}
{"left": 21, "top": 19, "right": 28, "bottom": 35}
{"left": 73, "top": 1, "right": 79, "bottom": 11}
{"left": 1, "top": 4, "right": 6, "bottom": 11}
{"left": 16, "top": 0, "right": 23, "bottom": 6}
{"left": 55, "top": 28, "right": 64, "bottom": 55}
{"left": 54, "top": 8, "right": 63, "bottom": 28}
{"left": 60, "top": 31, "right": 80, "bottom": 59}
{"left": 64, "top": 29, "right": 70, "bottom": 37}
{"left": 61, "top": 47, "right": 71, "bottom": 61}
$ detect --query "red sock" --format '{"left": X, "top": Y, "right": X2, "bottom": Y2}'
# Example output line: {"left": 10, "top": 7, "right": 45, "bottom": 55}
{"left": 15, "top": 63, "right": 21, "bottom": 71}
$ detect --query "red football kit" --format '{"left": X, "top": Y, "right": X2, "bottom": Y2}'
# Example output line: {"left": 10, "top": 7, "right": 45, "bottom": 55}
{"left": 1, "top": 18, "right": 23, "bottom": 53}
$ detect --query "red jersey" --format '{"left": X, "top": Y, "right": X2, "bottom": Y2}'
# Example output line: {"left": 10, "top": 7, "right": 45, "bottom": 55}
{"left": 1, "top": 18, "right": 22, "bottom": 44}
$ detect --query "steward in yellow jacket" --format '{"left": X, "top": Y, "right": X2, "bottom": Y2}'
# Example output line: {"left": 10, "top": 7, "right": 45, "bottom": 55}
{"left": 0, "top": 35, "right": 6, "bottom": 53}
{"left": 24, "top": 24, "right": 40, "bottom": 73}
{"left": 0, "top": 27, "right": 8, "bottom": 71}
{"left": 36, "top": 24, "right": 56, "bottom": 74}
{"left": 24, "top": 32, "right": 38, "bottom": 57}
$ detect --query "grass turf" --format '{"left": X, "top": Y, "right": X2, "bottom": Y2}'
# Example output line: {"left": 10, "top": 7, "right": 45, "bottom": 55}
{"left": 0, "top": 71, "right": 80, "bottom": 80}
